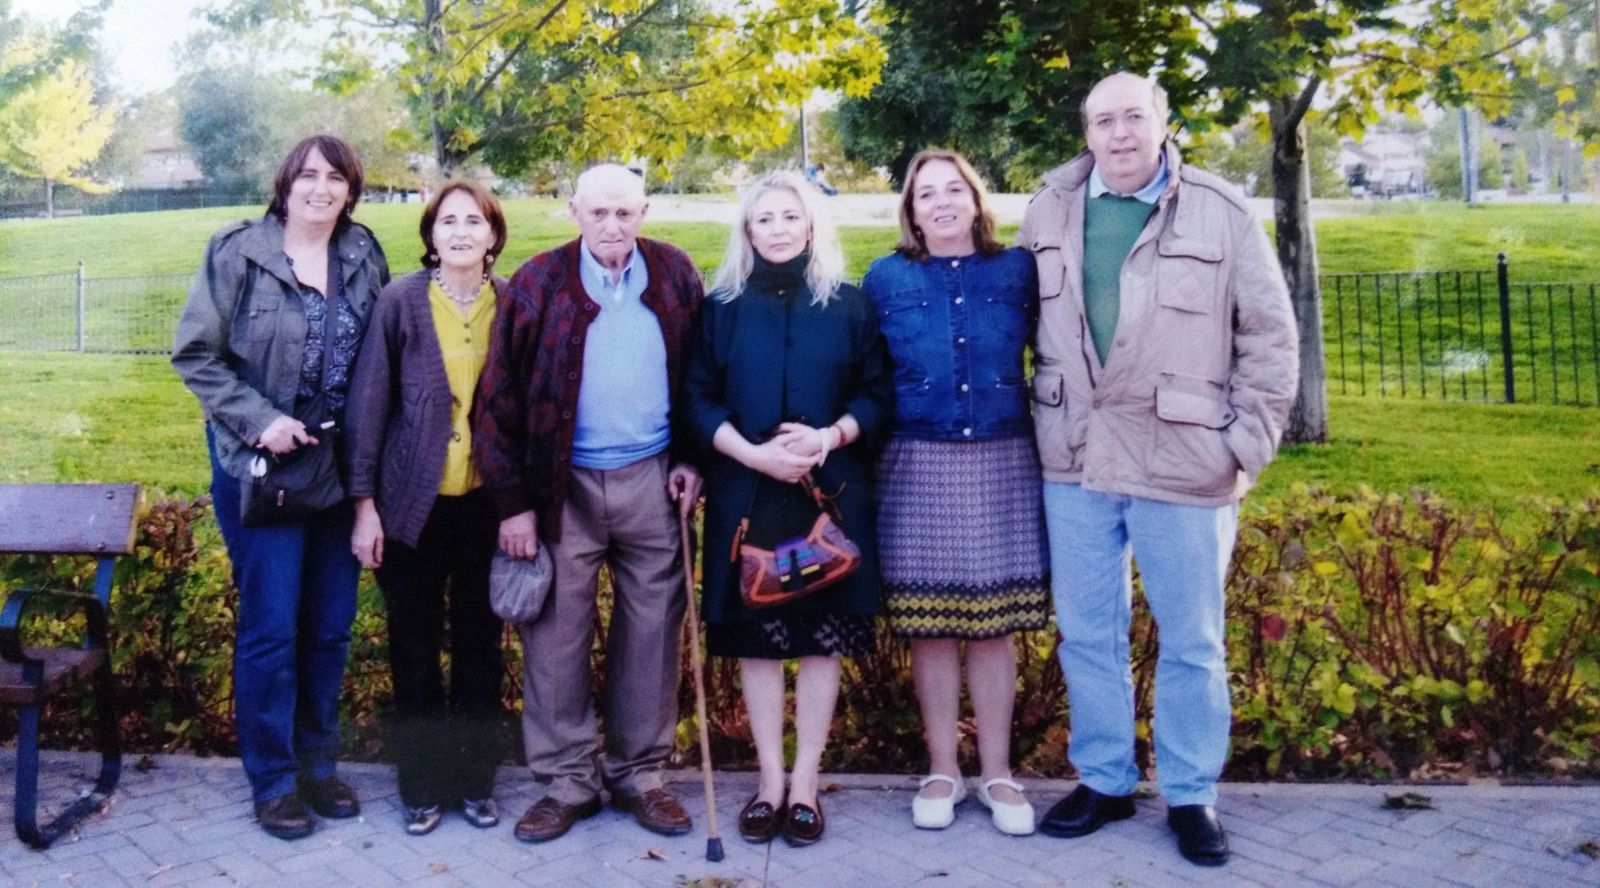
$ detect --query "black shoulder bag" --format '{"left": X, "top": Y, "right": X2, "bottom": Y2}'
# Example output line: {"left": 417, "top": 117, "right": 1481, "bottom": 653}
{"left": 239, "top": 245, "right": 348, "bottom": 526}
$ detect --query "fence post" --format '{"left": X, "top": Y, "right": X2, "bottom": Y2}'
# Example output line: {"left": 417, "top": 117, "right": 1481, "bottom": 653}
{"left": 75, "top": 261, "right": 86, "bottom": 353}
{"left": 1496, "top": 252, "right": 1514, "bottom": 404}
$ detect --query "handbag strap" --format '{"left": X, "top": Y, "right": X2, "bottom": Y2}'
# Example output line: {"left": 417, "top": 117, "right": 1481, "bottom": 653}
{"left": 316, "top": 239, "right": 344, "bottom": 404}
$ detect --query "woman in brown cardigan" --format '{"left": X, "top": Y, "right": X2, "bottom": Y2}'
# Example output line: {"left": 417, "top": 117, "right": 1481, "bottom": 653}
{"left": 344, "top": 180, "right": 509, "bottom": 836}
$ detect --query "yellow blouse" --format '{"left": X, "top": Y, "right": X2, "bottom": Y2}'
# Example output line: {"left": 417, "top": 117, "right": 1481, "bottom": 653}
{"left": 428, "top": 279, "right": 496, "bottom": 496}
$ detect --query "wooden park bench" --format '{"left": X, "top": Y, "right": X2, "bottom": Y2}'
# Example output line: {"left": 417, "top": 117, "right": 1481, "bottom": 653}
{"left": 1, "top": 483, "right": 137, "bottom": 849}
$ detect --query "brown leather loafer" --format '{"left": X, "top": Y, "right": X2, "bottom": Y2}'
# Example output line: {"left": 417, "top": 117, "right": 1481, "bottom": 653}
{"left": 298, "top": 775, "right": 360, "bottom": 819}
{"left": 255, "top": 793, "right": 314, "bottom": 840}
{"left": 782, "top": 798, "right": 825, "bottom": 846}
{"left": 613, "top": 787, "right": 692, "bottom": 836}
{"left": 738, "top": 794, "right": 785, "bottom": 844}
{"left": 513, "top": 796, "right": 602, "bottom": 843}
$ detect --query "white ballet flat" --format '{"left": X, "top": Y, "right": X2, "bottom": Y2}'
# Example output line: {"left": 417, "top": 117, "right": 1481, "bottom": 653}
{"left": 910, "top": 773, "right": 967, "bottom": 829}
{"left": 977, "top": 776, "right": 1036, "bottom": 836}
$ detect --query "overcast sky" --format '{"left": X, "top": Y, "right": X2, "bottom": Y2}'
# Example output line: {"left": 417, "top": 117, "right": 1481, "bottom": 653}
{"left": 13, "top": 0, "right": 212, "bottom": 95}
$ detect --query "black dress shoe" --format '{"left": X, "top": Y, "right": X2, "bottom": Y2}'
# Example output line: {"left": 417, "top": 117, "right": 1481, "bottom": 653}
{"left": 1167, "top": 804, "right": 1230, "bottom": 866}
{"left": 738, "top": 794, "right": 785, "bottom": 843}
{"left": 781, "top": 798, "right": 825, "bottom": 846}
{"left": 1038, "top": 784, "right": 1136, "bottom": 838}
{"left": 255, "top": 793, "right": 314, "bottom": 840}
{"left": 299, "top": 776, "right": 361, "bottom": 819}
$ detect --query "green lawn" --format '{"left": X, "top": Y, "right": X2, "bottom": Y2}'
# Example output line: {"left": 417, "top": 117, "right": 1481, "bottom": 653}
{"left": 5, "top": 198, "right": 1599, "bottom": 280}
{"left": 3, "top": 199, "right": 1598, "bottom": 507}
{"left": 2, "top": 351, "right": 1594, "bottom": 509}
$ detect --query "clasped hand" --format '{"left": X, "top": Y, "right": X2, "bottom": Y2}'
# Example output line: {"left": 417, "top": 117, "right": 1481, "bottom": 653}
{"left": 746, "top": 422, "right": 827, "bottom": 483}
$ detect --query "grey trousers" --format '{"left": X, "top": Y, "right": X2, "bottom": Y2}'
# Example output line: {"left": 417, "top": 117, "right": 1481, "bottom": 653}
{"left": 518, "top": 452, "right": 685, "bottom": 804}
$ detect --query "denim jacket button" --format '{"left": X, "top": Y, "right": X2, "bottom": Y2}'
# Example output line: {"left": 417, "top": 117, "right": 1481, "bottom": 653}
{"left": 954, "top": 297, "right": 964, "bottom": 305}
{"left": 962, "top": 427, "right": 973, "bottom": 437}
{"left": 960, "top": 383, "right": 969, "bottom": 392}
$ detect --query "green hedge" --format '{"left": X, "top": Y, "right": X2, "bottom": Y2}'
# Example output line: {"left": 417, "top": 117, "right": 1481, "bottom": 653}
{"left": 4, "top": 487, "right": 1597, "bottom": 780}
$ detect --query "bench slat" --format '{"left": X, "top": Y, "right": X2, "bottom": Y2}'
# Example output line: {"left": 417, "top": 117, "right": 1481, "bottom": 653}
{"left": 0, "top": 648, "right": 106, "bottom": 705}
{"left": 0, "top": 484, "right": 140, "bottom": 555}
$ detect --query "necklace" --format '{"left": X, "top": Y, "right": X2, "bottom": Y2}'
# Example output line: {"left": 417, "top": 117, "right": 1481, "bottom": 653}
{"left": 433, "top": 268, "right": 486, "bottom": 307}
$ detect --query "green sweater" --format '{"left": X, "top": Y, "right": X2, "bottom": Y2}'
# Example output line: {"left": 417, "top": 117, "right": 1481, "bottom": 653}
{"left": 1082, "top": 194, "right": 1158, "bottom": 364}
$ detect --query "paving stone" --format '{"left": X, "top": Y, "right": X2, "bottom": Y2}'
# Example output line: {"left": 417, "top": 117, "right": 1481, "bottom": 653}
{"left": 4, "top": 751, "right": 1598, "bottom": 887}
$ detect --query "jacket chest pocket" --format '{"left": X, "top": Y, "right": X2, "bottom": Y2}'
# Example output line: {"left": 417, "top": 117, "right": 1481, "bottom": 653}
{"left": 1028, "top": 239, "right": 1066, "bottom": 302}
{"left": 1155, "top": 237, "right": 1223, "bottom": 314}
{"left": 877, "top": 297, "right": 932, "bottom": 361}
{"left": 234, "top": 288, "right": 284, "bottom": 344}
{"left": 978, "top": 279, "right": 1033, "bottom": 345}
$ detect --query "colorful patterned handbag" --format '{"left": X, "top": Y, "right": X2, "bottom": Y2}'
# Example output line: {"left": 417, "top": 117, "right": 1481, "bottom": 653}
{"left": 732, "top": 474, "right": 861, "bottom": 610}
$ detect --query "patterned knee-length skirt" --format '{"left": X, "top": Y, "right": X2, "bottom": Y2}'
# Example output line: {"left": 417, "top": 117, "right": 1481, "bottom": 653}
{"left": 875, "top": 436, "right": 1052, "bottom": 639}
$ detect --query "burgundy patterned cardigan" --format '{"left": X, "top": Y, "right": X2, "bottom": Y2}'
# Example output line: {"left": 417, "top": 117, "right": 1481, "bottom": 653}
{"left": 471, "top": 237, "right": 705, "bottom": 540}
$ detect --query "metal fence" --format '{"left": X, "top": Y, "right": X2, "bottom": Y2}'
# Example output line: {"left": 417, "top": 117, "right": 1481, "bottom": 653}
{"left": 0, "top": 188, "right": 267, "bottom": 220}
{"left": 3, "top": 254, "right": 1598, "bottom": 407}
{"left": 0, "top": 266, "right": 191, "bottom": 355}
{"left": 1325, "top": 254, "right": 1600, "bottom": 407}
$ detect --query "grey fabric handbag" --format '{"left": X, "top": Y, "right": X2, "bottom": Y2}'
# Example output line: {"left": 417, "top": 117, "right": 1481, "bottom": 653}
{"left": 489, "top": 546, "right": 554, "bottom": 624}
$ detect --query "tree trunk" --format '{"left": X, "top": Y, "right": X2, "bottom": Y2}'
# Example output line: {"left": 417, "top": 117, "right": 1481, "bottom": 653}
{"left": 44, "top": 178, "right": 54, "bottom": 218}
{"left": 1269, "top": 94, "right": 1328, "bottom": 444}
{"left": 424, "top": 0, "right": 454, "bottom": 179}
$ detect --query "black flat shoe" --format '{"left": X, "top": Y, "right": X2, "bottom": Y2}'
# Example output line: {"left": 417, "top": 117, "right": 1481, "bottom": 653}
{"left": 782, "top": 799, "right": 825, "bottom": 846}
{"left": 255, "top": 793, "right": 314, "bottom": 840}
{"left": 738, "top": 794, "right": 785, "bottom": 844}
{"left": 1167, "top": 804, "right": 1230, "bottom": 866}
{"left": 1038, "top": 784, "right": 1136, "bottom": 838}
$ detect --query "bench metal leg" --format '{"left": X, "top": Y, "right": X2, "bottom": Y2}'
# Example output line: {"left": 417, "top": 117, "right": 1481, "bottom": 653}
{"left": 13, "top": 656, "right": 122, "bottom": 850}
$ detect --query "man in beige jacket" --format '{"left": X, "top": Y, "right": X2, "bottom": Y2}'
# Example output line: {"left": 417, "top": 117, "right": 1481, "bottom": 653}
{"left": 1021, "top": 72, "right": 1298, "bottom": 867}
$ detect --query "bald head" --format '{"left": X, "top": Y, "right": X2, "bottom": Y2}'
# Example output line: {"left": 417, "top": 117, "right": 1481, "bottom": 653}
{"left": 1081, "top": 72, "right": 1170, "bottom": 195}
{"left": 1082, "top": 73, "right": 1168, "bottom": 128}
{"left": 570, "top": 163, "right": 649, "bottom": 272}
{"left": 573, "top": 163, "right": 647, "bottom": 206}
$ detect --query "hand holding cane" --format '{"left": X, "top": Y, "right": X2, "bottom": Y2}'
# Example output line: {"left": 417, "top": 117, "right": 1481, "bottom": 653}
{"left": 678, "top": 492, "right": 724, "bottom": 862}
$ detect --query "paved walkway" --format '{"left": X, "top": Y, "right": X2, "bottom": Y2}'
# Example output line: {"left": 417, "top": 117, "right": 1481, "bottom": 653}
{"left": 1, "top": 751, "right": 1596, "bottom": 887}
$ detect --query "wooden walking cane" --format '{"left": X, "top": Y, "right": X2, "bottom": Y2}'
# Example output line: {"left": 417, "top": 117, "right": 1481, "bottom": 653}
{"left": 679, "top": 501, "right": 725, "bottom": 862}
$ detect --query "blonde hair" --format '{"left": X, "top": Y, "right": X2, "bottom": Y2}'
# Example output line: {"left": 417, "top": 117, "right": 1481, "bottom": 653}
{"left": 894, "top": 148, "right": 1004, "bottom": 261}
{"left": 709, "top": 171, "right": 844, "bottom": 307}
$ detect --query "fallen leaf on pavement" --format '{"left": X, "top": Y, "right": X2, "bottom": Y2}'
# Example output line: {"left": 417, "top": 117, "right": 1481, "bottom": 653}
{"left": 430, "top": 863, "right": 448, "bottom": 873}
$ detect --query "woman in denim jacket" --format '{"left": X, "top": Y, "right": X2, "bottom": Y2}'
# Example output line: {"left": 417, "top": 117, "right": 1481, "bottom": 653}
{"left": 861, "top": 149, "right": 1051, "bottom": 837}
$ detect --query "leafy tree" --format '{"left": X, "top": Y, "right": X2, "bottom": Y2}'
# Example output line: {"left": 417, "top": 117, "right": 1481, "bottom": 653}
{"left": 0, "top": 52, "right": 116, "bottom": 217}
{"left": 201, "top": 0, "right": 883, "bottom": 179}
{"left": 837, "top": 0, "right": 1206, "bottom": 190}
{"left": 178, "top": 68, "right": 309, "bottom": 194}
{"left": 0, "top": 0, "right": 103, "bottom": 120}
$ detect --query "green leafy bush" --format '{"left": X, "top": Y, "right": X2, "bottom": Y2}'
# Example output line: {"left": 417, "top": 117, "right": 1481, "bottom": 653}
{"left": 3, "top": 487, "right": 1596, "bottom": 781}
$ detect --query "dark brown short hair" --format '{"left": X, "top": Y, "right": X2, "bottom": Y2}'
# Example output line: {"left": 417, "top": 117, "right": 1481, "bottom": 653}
{"left": 418, "top": 179, "right": 509, "bottom": 272}
{"left": 895, "top": 148, "right": 1005, "bottom": 261}
{"left": 267, "top": 134, "right": 365, "bottom": 224}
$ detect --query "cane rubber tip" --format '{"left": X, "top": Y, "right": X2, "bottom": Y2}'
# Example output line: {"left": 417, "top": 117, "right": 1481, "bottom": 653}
{"left": 706, "top": 838, "right": 725, "bottom": 862}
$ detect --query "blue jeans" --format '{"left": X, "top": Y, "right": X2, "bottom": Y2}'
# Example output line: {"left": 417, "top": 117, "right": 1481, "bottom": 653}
{"left": 208, "top": 429, "right": 359, "bottom": 804}
{"left": 1042, "top": 482, "right": 1237, "bottom": 806}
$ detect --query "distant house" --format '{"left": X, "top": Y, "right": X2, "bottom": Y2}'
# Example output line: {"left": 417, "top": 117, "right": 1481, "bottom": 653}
{"left": 127, "top": 129, "right": 206, "bottom": 191}
{"left": 1339, "top": 132, "right": 1426, "bottom": 197}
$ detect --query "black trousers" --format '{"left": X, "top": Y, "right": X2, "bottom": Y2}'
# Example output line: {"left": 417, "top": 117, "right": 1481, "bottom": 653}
{"left": 375, "top": 487, "right": 504, "bottom": 808}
